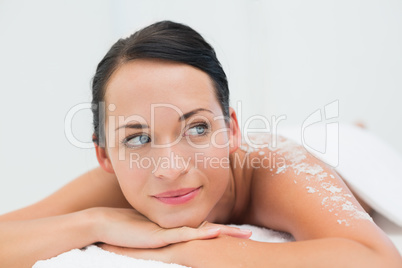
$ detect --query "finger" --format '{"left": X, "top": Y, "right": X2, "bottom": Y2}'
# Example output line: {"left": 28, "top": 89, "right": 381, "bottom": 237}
{"left": 198, "top": 222, "right": 252, "bottom": 239}
{"left": 219, "top": 226, "right": 252, "bottom": 238}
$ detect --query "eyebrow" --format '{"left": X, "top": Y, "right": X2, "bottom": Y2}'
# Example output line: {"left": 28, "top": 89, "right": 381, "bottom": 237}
{"left": 115, "top": 108, "right": 213, "bottom": 131}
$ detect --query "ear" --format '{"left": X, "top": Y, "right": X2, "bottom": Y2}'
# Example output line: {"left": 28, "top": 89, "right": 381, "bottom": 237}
{"left": 227, "top": 107, "right": 242, "bottom": 154}
{"left": 94, "top": 137, "right": 115, "bottom": 174}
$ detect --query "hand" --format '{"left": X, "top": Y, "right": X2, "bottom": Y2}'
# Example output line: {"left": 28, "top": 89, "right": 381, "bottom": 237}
{"left": 197, "top": 220, "right": 252, "bottom": 239}
{"left": 89, "top": 207, "right": 251, "bottom": 249}
{"left": 98, "top": 234, "right": 253, "bottom": 266}
{"left": 98, "top": 233, "right": 252, "bottom": 265}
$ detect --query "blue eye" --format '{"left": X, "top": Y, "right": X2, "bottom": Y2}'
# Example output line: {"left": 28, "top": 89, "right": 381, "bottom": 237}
{"left": 124, "top": 134, "right": 150, "bottom": 147}
{"left": 122, "top": 123, "right": 209, "bottom": 148}
{"left": 185, "top": 123, "right": 209, "bottom": 136}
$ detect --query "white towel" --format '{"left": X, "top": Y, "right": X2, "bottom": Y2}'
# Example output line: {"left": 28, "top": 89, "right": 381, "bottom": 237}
{"left": 32, "top": 225, "right": 293, "bottom": 268}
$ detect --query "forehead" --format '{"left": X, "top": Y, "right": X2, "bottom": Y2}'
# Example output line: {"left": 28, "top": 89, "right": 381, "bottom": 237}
{"left": 105, "top": 59, "right": 221, "bottom": 119}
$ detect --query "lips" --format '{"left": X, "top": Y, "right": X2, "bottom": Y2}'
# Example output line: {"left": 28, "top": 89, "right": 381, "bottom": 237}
{"left": 152, "top": 187, "right": 201, "bottom": 205}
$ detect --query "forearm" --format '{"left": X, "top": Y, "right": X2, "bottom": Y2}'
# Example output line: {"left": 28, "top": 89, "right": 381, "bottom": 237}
{"left": 0, "top": 209, "right": 97, "bottom": 268}
{"left": 175, "top": 236, "right": 401, "bottom": 268}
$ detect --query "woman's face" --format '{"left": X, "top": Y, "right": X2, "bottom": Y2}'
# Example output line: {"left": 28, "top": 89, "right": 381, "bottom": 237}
{"left": 98, "top": 59, "right": 239, "bottom": 228}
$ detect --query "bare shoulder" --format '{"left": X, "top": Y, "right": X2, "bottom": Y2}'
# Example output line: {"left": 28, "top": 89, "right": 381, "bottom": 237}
{"left": 244, "top": 134, "right": 382, "bottom": 243}
{"left": 0, "top": 167, "right": 131, "bottom": 221}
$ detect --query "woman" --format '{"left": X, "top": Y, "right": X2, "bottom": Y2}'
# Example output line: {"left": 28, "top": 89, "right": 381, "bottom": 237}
{"left": 0, "top": 21, "right": 401, "bottom": 267}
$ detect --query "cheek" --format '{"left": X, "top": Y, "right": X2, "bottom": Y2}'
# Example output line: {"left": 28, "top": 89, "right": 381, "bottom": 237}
{"left": 109, "top": 151, "right": 150, "bottom": 204}
{"left": 198, "top": 147, "right": 231, "bottom": 192}
{"left": 199, "top": 140, "right": 231, "bottom": 171}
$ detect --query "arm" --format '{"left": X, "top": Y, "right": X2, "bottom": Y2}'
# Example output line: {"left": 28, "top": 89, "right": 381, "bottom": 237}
{"left": 0, "top": 209, "right": 96, "bottom": 268}
{"left": 105, "top": 227, "right": 400, "bottom": 267}
{"left": 0, "top": 167, "right": 131, "bottom": 222}
{"left": 0, "top": 168, "right": 249, "bottom": 267}
{"left": 173, "top": 235, "right": 400, "bottom": 268}
{"left": 0, "top": 208, "right": 232, "bottom": 268}
{"left": 0, "top": 167, "right": 127, "bottom": 267}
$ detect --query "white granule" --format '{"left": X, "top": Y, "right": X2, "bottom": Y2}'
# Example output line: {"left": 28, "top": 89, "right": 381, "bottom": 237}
{"left": 316, "top": 172, "right": 328, "bottom": 181}
{"left": 291, "top": 153, "right": 307, "bottom": 164}
{"left": 337, "top": 219, "right": 350, "bottom": 226}
{"left": 239, "top": 133, "right": 273, "bottom": 154}
{"left": 285, "top": 149, "right": 307, "bottom": 165}
{"left": 354, "top": 211, "right": 374, "bottom": 222}
{"left": 321, "top": 183, "right": 343, "bottom": 194}
{"left": 330, "top": 196, "right": 345, "bottom": 202}
{"left": 239, "top": 145, "right": 253, "bottom": 153}
{"left": 244, "top": 134, "right": 373, "bottom": 225}
{"left": 275, "top": 166, "right": 286, "bottom": 174}
{"left": 238, "top": 241, "right": 248, "bottom": 249}
{"left": 304, "top": 175, "right": 313, "bottom": 181}
{"left": 321, "top": 195, "right": 374, "bottom": 225}
{"left": 248, "top": 133, "right": 271, "bottom": 146}
{"left": 306, "top": 186, "right": 317, "bottom": 193}
{"left": 244, "top": 135, "right": 328, "bottom": 184}
{"left": 341, "top": 201, "right": 355, "bottom": 211}
{"left": 292, "top": 162, "right": 324, "bottom": 176}
{"left": 342, "top": 201, "right": 374, "bottom": 223}
{"left": 250, "top": 135, "right": 327, "bottom": 182}
{"left": 272, "top": 139, "right": 307, "bottom": 165}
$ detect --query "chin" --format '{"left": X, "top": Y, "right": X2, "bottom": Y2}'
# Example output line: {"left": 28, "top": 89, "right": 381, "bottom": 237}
{"left": 153, "top": 212, "right": 206, "bottom": 229}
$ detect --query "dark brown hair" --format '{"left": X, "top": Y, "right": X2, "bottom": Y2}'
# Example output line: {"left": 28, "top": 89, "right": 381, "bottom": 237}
{"left": 91, "top": 20, "right": 229, "bottom": 146}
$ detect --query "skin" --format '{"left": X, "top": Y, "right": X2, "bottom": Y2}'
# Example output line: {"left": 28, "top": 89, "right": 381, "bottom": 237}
{"left": 0, "top": 59, "right": 401, "bottom": 267}
{"left": 91, "top": 59, "right": 402, "bottom": 266}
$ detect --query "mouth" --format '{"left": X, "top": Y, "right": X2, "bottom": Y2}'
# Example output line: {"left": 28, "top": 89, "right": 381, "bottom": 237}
{"left": 152, "top": 187, "right": 202, "bottom": 205}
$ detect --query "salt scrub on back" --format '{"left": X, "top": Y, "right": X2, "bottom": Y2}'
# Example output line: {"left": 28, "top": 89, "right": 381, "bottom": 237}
{"left": 240, "top": 133, "right": 373, "bottom": 226}
{"left": 238, "top": 133, "right": 287, "bottom": 173}
{"left": 239, "top": 133, "right": 272, "bottom": 154}
{"left": 306, "top": 187, "right": 317, "bottom": 193}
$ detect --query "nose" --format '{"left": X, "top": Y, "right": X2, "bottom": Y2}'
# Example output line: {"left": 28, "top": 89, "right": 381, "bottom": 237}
{"left": 152, "top": 145, "right": 189, "bottom": 180}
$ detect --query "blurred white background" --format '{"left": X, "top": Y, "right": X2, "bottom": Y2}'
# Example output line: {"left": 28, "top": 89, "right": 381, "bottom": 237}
{"left": 1, "top": 0, "right": 402, "bottom": 214}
